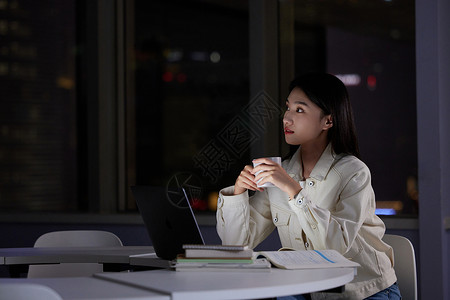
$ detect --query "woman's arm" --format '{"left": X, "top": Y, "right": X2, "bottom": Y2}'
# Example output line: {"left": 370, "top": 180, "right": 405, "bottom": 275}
{"left": 216, "top": 186, "right": 275, "bottom": 249}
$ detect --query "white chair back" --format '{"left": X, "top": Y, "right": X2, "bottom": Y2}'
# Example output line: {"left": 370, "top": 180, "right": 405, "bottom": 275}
{"left": 382, "top": 234, "right": 417, "bottom": 300}
{"left": 28, "top": 230, "right": 123, "bottom": 278}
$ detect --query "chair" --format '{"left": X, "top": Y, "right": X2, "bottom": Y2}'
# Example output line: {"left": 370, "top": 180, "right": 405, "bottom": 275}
{"left": 0, "top": 282, "right": 63, "bottom": 300}
{"left": 382, "top": 234, "right": 417, "bottom": 300}
{"left": 27, "top": 230, "right": 123, "bottom": 278}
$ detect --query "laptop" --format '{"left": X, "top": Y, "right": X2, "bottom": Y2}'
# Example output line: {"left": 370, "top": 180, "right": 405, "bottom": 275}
{"left": 131, "top": 186, "right": 205, "bottom": 260}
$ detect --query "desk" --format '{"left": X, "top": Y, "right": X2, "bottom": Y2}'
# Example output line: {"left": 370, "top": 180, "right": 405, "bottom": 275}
{"left": 0, "top": 246, "right": 156, "bottom": 265}
{"left": 0, "top": 246, "right": 169, "bottom": 276}
{"left": 95, "top": 268, "right": 355, "bottom": 300}
{"left": 0, "top": 266, "right": 355, "bottom": 299}
{"left": 0, "top": 277, "right": 169, "bottom": 300}
{"left": 1, "top": 247, "right": 356, "bottom": 299}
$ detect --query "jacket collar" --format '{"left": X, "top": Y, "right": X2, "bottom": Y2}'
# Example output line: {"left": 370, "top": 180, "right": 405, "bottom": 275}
{"left": 286, "top": 143, "right": 337, "bottom": 182}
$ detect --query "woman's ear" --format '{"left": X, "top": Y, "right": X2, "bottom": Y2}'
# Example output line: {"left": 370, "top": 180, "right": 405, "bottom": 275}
{"left": 323, "top": 115, "right": 333, "bottom": 130}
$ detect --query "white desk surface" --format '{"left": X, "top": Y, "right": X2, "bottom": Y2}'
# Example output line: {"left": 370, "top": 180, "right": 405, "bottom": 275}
{"left": 95, "top": 267, "right": 355, "bottom": 300}
{"left": 0, "top": 277, "right": 169, "bottom": 300}
{"left": 0, "top": 246, "right": 157, "bottom": 265}
{"left": 1, "top": 247, "right": 355, "bottom": 299}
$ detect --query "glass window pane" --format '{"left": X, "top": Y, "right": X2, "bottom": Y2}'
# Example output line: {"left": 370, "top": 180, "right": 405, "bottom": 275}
{"left": 293, "top": 1, "right": 417, "bottom": 215}
{"left": 130, "top": 0, "right": 249, "bottom": 211}
{"left": 0, "top": 1, "right": 77, "bottom": 211}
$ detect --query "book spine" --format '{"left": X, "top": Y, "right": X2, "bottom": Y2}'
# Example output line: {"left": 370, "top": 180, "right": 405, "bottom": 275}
{"left": 183, "top": 244, "right": 249, "bottom": 251}
{"left": 176, "top": 258, "right": 254, "bottom": 264}
{"left": 184, "top": 249, "right": 253, "bottom": 258}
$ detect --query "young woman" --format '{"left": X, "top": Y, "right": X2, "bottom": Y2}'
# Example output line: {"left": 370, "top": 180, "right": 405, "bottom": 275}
{"left": 216, "top": 73, "right": 401, "bottom": 299}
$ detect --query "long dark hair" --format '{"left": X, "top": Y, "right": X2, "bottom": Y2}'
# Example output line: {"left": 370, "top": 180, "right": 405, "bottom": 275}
{"left": 288, "top": 72, "right": 360, "bottom": 158}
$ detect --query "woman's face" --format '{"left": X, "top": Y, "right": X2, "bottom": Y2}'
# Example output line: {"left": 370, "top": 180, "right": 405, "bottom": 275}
{"left": 283, "top": 87, "right": 331, "bottom": 146}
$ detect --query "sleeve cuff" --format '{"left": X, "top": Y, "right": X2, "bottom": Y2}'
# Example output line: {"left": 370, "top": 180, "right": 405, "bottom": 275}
{"left": 218, "top": 186, "right": 249, "bottom": 209}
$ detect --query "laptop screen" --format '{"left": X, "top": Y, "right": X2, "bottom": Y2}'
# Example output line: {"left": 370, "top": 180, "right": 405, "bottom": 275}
{"left": 132, "top": 186, "right": 205, "bottom": 260}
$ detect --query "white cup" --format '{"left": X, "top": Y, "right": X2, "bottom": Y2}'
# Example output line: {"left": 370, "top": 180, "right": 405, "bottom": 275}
{"left": 252, "top": 156, "right": 282, "bottom": 188}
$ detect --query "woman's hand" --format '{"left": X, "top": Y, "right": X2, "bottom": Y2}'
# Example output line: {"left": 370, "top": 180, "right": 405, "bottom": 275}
{"left": 251, "top": 158, "right": 302, "bottom": 199}
{"left": 234, "top": 165, "right": 264, "bottom": 195}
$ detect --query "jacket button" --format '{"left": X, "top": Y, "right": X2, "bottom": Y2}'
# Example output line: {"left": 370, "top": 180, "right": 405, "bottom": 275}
{"left": 297, "top": 198, "right": 303, "bottom": 205}
{"left": 308, "top": 181, "right": 314, "bottom": 186}
{"left": 311, "top": 224, "right": 317, "bottom": 229}
{"left": 273, "top": 217, "right": 278, "bottom": 223}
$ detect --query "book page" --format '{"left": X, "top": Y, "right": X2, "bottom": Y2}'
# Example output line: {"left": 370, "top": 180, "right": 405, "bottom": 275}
{"left": 258, "top": 250, "right": 360, "bottom": 269}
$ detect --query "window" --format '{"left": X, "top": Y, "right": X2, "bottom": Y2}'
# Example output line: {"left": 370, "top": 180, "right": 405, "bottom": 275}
{"left": 0, "top": 0, "right": 417, "bottom": 217}
{"left": 292, "top": 0, "right": 417, "bottom": 215}
{"left": 0, "top": 0, "right": 77, "bottom": 212}
{"left": 128, "top": 0, "right": 417, "bottom": 216}
{"left": 127, "top": 0, "right": 250, "bottom": 211}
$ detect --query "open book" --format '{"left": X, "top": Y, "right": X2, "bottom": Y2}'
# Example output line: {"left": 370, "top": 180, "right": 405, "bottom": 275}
{"left": 256, "top": 249, "right": 360, "bottom": 270}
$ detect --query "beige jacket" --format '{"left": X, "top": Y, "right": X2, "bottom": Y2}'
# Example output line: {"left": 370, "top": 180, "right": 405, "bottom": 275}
{"left": 216, "top": 144, "right": 397, "bottom": 299}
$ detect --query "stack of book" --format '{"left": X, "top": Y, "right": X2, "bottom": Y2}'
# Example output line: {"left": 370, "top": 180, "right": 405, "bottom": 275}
{"left": 173, "top": 244, "right": 271, "bottom": 272}
{"left": 173, "top": 245, "right": 361, "bottom": 272}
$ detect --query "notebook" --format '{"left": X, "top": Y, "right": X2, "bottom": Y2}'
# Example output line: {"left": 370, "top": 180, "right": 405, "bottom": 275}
{"left": 131, "top": 186, "right": 205, "bottom": 260}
